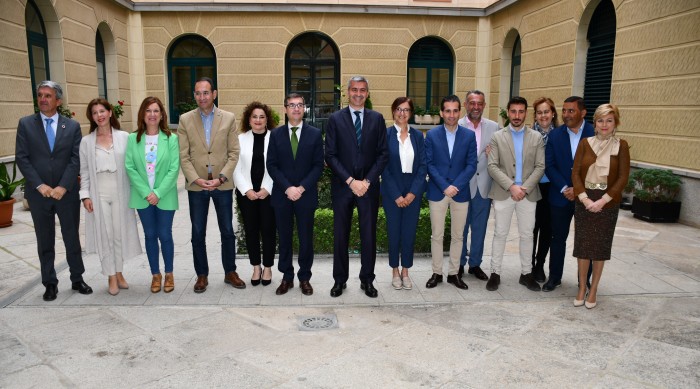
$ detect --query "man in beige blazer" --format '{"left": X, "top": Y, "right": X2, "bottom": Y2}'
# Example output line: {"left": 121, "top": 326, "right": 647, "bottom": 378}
{"left": 179, "top": 77, "right": 242, "bottom": 293}
{"left": 486, "top": 96, "right": 545, "bottom": 292}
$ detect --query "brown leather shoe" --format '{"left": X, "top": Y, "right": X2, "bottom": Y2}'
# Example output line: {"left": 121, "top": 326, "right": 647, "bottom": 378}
{"left": 299, "top": 280, "right": 313, "bottom": 296}
{"left": 151, "top": 273, "right": 162, "bottom": 293}
{"left": 224, "top": 271, "right": 246, "bottom": 289}
{"left": 193, "top": 275, "right": 208, "bottom": 293}
{"left": 276, "top": 280, "right": 294, "bottom": 295}
{"left": 164, "top": 272, "right": 175, "bottom": 293}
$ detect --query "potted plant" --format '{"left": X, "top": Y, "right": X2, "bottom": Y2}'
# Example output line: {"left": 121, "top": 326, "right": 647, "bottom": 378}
{"left": 413, "top": 106, "right": 426, "bottom": 124}
{"left": 0, "top": 162, "right": 26, "bottom": 227}
{"left": 625, "top": 168, "right": 682, "bottom": 222}
{"left": 428, "top": 105, "right": 441, "bottom": 125}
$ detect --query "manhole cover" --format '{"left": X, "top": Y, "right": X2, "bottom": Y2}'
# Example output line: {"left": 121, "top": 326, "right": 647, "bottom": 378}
{"left": 297, "top": 314, "right": 338, "bottom": 331}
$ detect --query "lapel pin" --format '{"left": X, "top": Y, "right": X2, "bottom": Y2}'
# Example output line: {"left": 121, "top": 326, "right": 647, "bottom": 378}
{"left": 61, "top": 124, "right": 66, "bottom": 129}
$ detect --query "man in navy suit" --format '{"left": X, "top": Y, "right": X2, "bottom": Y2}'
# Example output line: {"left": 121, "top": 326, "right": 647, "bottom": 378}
{"left": 15, "top": 81, "right": 93, "bottom": 301}
{"left": 542, "top": 96, "right": 594, "bottom": 291}
{"left": 266, "top": 93, "right": 324, "bottom": 296}
{"left": 325, "top": 76, "right": 389, "bottom": 298}
{"left": 425, "top": 95, "right": 477, "bottom": 290}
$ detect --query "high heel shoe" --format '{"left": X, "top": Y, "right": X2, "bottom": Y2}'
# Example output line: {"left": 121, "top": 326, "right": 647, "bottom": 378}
{"left": 261, "top": 267, "right": 272, "bottom": 286}
{"left": 251, "top": 266, "right": 261, "bottom": 286}
{"left": 163, "top": 272, "right": 174, "bottom": 293}
{"left": 151, "top": 273, "right": 162, "bottom": 293}
{"left": 573, "top": 298, "right": 584, "bottom": 307}
{"left": 108, "top": 275, "right": 119, "bottom": 296}
{"left": 116, "top": 272, "right": 129, "bottom": 289}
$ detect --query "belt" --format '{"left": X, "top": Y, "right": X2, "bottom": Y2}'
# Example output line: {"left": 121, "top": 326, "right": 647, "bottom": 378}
{"left": 585, "top": 182, "right": 607, "bottom": 190}
{"left": 207, "top": 173, "right": 213, "bottom": 180}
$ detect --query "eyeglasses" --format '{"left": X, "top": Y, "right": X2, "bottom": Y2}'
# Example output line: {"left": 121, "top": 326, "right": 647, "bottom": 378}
{"left": 394, "top": 108, "right": 411, "bottom": 114}
{"left": 286, "top": 103, "right": 305, "bottom": 109}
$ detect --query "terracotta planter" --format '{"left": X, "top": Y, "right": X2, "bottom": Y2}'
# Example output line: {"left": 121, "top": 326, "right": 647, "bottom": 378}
{"left": 0, "top": 198, "right": 15, "bottom": 228}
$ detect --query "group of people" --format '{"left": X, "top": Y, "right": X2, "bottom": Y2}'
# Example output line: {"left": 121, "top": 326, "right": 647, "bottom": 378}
{"left": 16, "top": 76, "right": 629, "bottom": 309}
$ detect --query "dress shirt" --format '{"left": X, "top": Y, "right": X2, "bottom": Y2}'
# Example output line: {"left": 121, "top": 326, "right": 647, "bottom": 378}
{"left": 288, "top": 122, "right": 303, "bottom": 141}
{"left": 562, "top": 122, "right": 585, "bottom": 192}
{"left": 199, "top": 106, "right": 215, "bottom": 173}
{"left": 510, "top": 125, "right": 525, "bottom": 185}
{"left": 394, "top": 124, "right": 414, "bottom": 173}
{"left": 459, "top": 116, "right": 483, "bottom": 156}
{"left": 40, "top": 112, "right": 59, "bottom": 139}
{"left": 445, "top": 125, "right": 457, "bottom": 158}
{"left": 351, "top": 107, "right": 364, "bottom": 128}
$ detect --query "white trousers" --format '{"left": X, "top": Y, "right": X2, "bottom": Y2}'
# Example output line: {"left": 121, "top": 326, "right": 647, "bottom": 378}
{"left": 490, "top": 197, "right": 536, "bottom": 275}
{"left": 429, "top": 197, "right": 468, "bottom": 276}
{"left": 96, "top": 172, "right": 122, "bottom": 276}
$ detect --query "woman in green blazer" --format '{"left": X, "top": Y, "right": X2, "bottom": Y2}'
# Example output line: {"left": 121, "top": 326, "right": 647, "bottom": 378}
{"left": 125, "top": 96, "right": 180, "bottom": 294}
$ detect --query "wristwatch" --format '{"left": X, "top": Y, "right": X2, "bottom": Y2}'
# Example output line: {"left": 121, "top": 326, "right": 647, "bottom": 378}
{"left": 219, "top": 175, "right": 228, "bottom": 185}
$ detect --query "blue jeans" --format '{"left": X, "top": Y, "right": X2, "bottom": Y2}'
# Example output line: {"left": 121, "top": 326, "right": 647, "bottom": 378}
{"left": 137, "top": 205, "right": 175, "bottom": 274}
{"left": 461, "top": 191, "right": 492, "bottom": 268}
{"left": 188, "top": 189, "right": 236, "bottom": 276}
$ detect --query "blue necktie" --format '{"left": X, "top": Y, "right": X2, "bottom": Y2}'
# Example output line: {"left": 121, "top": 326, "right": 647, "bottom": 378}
{"left": 45, "top": 118, "right": 55, "bottom": 151}
{"left": 354, "top": 111, "right": 362, "bottom": 146}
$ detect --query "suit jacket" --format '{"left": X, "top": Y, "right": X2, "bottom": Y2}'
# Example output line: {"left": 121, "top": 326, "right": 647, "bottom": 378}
{"left": 79, "top": 129, "right": 142, "bottom": 260}
{"left": 266, "top": 123, "right": 324, "bottom": 210}
{"left": 425, "top": 124, "right": 478, "bottom": 203}
{"left": 324, "top": 107, "right": 389, "bottom": 197}
{"left": 380, "top": 126, "right": 427, "bottom": 200}
{"left": 545, "top": 122, "right": 594, "bottom": 207}
{"left": 458, "top": 117, "right": 500, "bottom": 199}
{"left": 233, "top": 130, "right": 273, "bottom": 195}
{"left": 125, "top": 131, "right": 180, "bottom": 210}
{"left": 487, "top": 126, "right": 545, "bottom": 202}
{"left": 178, "top": 107, "right": 239, "bottom": 191}
{"left": 15, "top": 113, "right": 81, "bottom": 202}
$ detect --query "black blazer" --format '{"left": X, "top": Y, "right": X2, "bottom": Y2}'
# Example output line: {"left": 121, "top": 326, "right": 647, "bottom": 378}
{"left": 324, "top": 107, "right": 389, "bottom": 197}
{"left": 266, "top": 123, "right": 324, "bottom": 210}
{"left": 15, "top": 113, "right": 81, "bottom": 202}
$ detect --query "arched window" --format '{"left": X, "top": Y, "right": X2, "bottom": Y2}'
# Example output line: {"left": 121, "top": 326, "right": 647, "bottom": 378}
{"left": 25, "top": 0, "right": 49, "bottom": 91}
{"left": 583, "top": 0, "right": 616, "bottom": 122}
{"left": 407, "top": 37, "right": 454, "bottom": 113}
{"left": 285, "top": 32, "right": 340, "bottom": 131}
{"left": 96, "top": 30, "right": 107, "bottom": 99}
{"left": 510, "top": 35, "right": 521, "bottom": 98}
{"left": 167, "top": 35, "right": 217, "bottom": 123}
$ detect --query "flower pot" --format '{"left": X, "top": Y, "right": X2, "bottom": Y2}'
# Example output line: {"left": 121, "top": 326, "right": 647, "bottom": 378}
{"left": 0, "top": 198, "right": 15, "bottom": 228}
{"left": 631, "top": 197, "right": 681, "bottom": 223}
{"left": 422, "top": 115, "right": 432, "bottom": 125}
{"left": 414, "top": 116, "right": 424, "bottom": 125}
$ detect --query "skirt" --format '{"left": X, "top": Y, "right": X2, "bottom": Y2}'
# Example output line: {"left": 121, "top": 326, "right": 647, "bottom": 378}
{"left": 572, "top": 189, "right": 619, "bottom": 261}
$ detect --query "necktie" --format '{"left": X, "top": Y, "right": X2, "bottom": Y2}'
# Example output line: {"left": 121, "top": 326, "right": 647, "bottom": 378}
{"left": 291, "top": 126, "right": 299, "bottom": 159}
{"left": 45, "top": 118, "right": 55, "bottom": 151}
{"left": 354, "top": 111, "right": 362, "bottom": 146}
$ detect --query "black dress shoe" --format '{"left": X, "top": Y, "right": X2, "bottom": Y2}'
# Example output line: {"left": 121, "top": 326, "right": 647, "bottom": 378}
{"left": 72, "top": 281, "right": 93, "bottom": 295}
{"left": 275, "top": 280, "right": 294, "bottom": 295}
{"left": 519, "top": 273, "right": 541, "bottom": 291}
{"left": 457, "top": 265, "right": 465, "bottom": 279}
{"left": 330, "top": 282, "right": 346, "bottom": 297}
{"left": 360, "top": 282, "right": 378, "bottom": 298}
{"left": 486, "top": 273, "right": 500, "bottom": 291}
{"left": 468, "top": 266, "right": 489, "bottom": 281}
{"left": 43, "top": 284, "right": 58, "bottom": 301}
{"left": 542, "top": 279, "right": 561, "bottom": 292}
{"left": 425, "top": 273, "right": 443, "bottom": 289}
{"left": 533, "top": 266, "right": 546, "bottom": 283}
{"left": 446, "top": 275, "right": 468, "bottom": 290}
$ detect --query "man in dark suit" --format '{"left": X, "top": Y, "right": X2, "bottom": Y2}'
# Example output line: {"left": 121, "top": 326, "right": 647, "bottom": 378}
{"left": 267, "top": 93, "right": 324, "bottom": 296}
{"left": 15, "top": 80, "right": 92, "bottom": 301}
{"left": 543, "top": 96, "right": 594, "bottom": 291}
{"left": 325, "top": 76, "right": 389, "bottom": 298}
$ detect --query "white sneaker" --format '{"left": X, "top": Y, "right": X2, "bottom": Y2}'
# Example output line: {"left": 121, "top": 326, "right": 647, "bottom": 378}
{"left": 392, "top": 276, "right": 402, "bottom": 290}
{"left": 402, "top": 275, "right": 412, "bottom": 290}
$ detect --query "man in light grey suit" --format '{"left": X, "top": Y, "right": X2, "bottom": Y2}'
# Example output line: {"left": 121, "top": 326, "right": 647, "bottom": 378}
{"left": 457, "top": 90, "right": 499, "bottom": 282}
{"left": 486, "top": 96, "right": 544, "bottom": 292}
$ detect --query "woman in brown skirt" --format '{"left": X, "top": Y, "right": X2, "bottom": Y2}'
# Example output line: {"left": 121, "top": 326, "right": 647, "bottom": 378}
{"left": 571, "top": 104, "right": 630, "bottom": 309}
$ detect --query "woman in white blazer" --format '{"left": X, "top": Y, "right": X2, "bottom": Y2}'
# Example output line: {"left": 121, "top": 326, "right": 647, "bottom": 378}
{"left": 79, "top": 98, "right": 142, "bottom": 295}
{"left": 233, "top": 102, "right": 277, "bottom": 286}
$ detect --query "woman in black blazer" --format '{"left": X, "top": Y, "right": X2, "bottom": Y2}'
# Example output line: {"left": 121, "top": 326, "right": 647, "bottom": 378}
{"left": 380, "top": 97, "right": 427, "bottom": 290}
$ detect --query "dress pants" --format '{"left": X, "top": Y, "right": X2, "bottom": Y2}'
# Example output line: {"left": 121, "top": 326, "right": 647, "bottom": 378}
{"left": 460, "top": 191, "right": 492, "bottom": 268}
{"left": 532, "top": 182, "right": 552, "bottom": 269}
{"left": 491, "top": 197, "right": 536, "bottom": 275}
{"left": 549, "top": 201, "right": 575, "bottom": 283}
{"left": 382, "top": 173, "right": 421, "bottom": 269}
{"left": 188, "top": 189, "right": 236, "bottom": 276}
{"left": 275, "top": 203, "right": 314, "bottom": 282}
{"left": 236, "top": 191, "right": 276, "bottom": 267}
{"left": 332, "top": 187, "right": 380, "bottom": 284}
{"left": 96, "top": 172, "right": 123, "bottom": 276}
{"left": 429, "top": 196, "right": 468, "bottom": 276}
{"left": 29, "top": 195, "right": 85, "bottom": 286}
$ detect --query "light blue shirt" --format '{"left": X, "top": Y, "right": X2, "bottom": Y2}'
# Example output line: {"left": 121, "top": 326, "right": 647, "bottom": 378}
{"left": 444, "top": 125, "right": 457, "bottom": 158}
{"left": 510, "top": 125, "right": 525, "bottom": 185}
{"left": 199, "top": 106, "right": 216, "bottom": 147}
{"left": 561, "top": 122, "right": 585, "bottom": 192}
{"left": 39, "top": 112, "right": 59, "bottom": 137}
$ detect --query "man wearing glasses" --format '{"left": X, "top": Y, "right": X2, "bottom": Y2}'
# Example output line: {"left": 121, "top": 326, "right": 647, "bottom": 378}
{"left": 179, "top": 77, "right": 243, "bottom": 293}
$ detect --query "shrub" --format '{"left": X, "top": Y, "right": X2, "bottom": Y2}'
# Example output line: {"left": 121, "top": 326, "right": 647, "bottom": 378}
{"left": 625, "top": 168, "right": 681, "bottom": 203}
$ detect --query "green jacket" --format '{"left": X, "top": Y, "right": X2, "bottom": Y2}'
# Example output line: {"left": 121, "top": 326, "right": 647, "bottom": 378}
{"left": 125, "top": 131, "right": 180, "bottom": 210}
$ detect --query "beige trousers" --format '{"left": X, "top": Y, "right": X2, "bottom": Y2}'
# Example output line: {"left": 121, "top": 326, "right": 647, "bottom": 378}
{"left": 429, "top": 197, "right": 468, "bottom": 276}
{"left": 490, "top": 197, "right": 536, "bottom": 275}
{"left": 96, "top": 172, "right": 122, "bottom": 276}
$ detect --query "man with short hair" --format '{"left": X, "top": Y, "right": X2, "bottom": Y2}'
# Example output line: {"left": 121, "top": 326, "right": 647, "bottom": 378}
{"left": 424, "top": 95, "right": 477, "bottom": 290}
{"left": 486, "top": 96, "right": 545, "bottom": 292}
{"left": 266, "top": 94, "right": 324, "bottom": 296}
{"left": 15, "top": 80, "right": 93, "bottom": 301}
{"left": 457, "top": 90, "right": 499, "bottom": 282}
{"left": 179, "top": 77, "right": 242, "bottom": 293}
{"left": 325, "top": 76, "right": 389, "bottom": 298}
{"left": 542, "top": 96, "right": 594, "bottom": 291}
